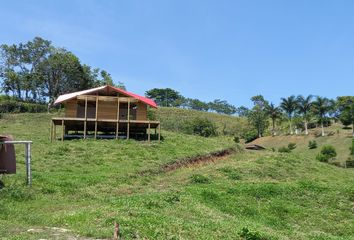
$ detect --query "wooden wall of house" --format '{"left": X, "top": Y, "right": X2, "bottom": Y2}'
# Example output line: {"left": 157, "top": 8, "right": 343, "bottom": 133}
{"left": 65, "top": 100, "right": 77, "bottom": 117}
{"left": 97, "top": 101, "right": 147, "bottom": 120}
{"left": 97, "top": 101, "right": 117, "bottom": 120}
{"left": 64, "top": 98, "right": 148, "bottom": 120}
{"left": 136, "top": 102, "right": 147, "bottom": 120}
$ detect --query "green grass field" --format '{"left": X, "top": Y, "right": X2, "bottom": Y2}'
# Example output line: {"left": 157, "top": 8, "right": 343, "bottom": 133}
{"left": 0, "top": 113, "right": 353, "bottom": 239}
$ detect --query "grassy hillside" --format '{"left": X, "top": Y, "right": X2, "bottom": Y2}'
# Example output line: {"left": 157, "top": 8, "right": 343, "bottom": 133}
{"left": 0, "top": 112, "right": 353, "bottom": 239}
{"left": 150, "top": 107, "right": 249, "bottom": 136}
{"left": 252, "top": 123, "right": 353, "bottom": 166}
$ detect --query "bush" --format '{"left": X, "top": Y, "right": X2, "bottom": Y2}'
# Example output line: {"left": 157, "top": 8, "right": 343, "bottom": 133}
{"left": 242, "top": 129, "right": 258, "bottom": 143}
{"left": 278, "top": 146, "right": 291, "bottom": 153}
{"left": 316, "top": 153, "right": 329, "bottom": 162}
{"left": 320, "top": 145, "right": 337, "bottom": 158}
{"left": 350, "top": 139, "right": 354, "bottom": 156}
{"left": 184, "top": 117, "right": 217, "bottom": 137}
{"left": 233, "top": 136, "right": 240, "bottom": 143}
{"left": 0, "top": 100, "right": 47, "bottom": 113}
{"left": 287, "top": 142, "right": 297, "bottom": 150}
{"left": 308, "top": 140, "right": 317, "bottom": 149}
{"left": 316, "top": 145, "right": 337, "bottom": 162}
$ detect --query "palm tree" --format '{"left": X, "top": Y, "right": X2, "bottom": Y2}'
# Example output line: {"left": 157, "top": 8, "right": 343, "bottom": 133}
{"left": 280, "top": 95, "right": 297, "bottom": 135}
{"left": 296, "top": 95, "right": 313, "bottom": 135}
{"left": 312, "top": 96, "right": 332, "bottom": 136}
{"left": 266, "top": 103, "right": 282, "bottom": 136}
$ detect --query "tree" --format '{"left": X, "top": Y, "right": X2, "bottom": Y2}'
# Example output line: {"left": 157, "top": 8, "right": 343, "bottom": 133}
{"left": 337, "top": 96, "right": 354, "bottom": 136}
{"left": 247, "top": 95, "right": 269, "bottom": 138}
{"left": 236, "top": 106, "right": 249, "bottom": 117}
{"left": 280, "top": 95, "right": 297, "bottom": 135}
{"left": 99, "top": 70, "right": 113, "bottom": 86}
{"left": 36, "top": 49, "right": 91, "bottom": 103}
{"left": 312, "top": 96, "right": 332, "bottom": 136}
{"left": 0, "top": 37, "right": 114, "bottom": 103}
{"left": 296, "top": 95, "right": 313, "bottom": 135}
{"left": 0, "top": 44, "right": 25, "bottom": 99}
{"left": 208, "top": 99, "right": 236, "bottom": 115}
{"left": 266, "top": 102, "right": 282, "bottom": 136}
{"left": 0, "top": 37, "right": 52, "bottom": 100}
{"left": 186, "top": 98, "right": 209, "bottom": 111}
{"left": 145, "top": 88, "right": 183, "bottom": 107}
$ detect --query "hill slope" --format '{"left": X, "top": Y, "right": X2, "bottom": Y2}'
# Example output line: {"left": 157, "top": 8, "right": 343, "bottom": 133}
{"left": 252, "top": 123, "right": 353, "bottom": 165}
{"left": 151, "top": 107, "right": 248, "bottom": 136}
{"left": 0, "top": 112, "right": 353, "bottom": 239}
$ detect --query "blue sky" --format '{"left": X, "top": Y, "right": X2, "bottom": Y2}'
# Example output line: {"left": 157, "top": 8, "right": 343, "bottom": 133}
{"left": 1, "top": 0, "right": 353, "bottom": 107}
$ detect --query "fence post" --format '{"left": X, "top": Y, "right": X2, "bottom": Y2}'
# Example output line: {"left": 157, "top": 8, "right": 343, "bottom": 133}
{"left": 25, "top": 142, "right": 32, "bottom": 186}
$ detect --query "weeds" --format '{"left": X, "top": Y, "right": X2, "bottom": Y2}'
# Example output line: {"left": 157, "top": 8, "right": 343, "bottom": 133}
{"left": 190, "top": 174, "right": 211, "bottom": 184}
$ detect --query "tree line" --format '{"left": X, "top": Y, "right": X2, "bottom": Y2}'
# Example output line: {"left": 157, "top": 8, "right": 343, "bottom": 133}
{"left": 0, "top": 37, "right": 125, "bottom": 104}
{"left": 145, "top": 88, "right": 237, "bottom": 115}
{"left": 245, "top": 95, "right": 354, "bottom": 138}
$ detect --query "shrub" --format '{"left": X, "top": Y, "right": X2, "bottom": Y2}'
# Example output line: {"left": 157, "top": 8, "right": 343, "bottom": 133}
{"left": 320, "top": 145, "right": 337, "bottom": 158}
{"left": 0, "top": 100, "right": 47, "bottom": 113}
{"left": 350, "top": 138, "right": 354, "bottom": 156}
{"left": 147, "top": 108, "right": 156, "bottom": 120}
{"left": 184, "top": 118, "right": 217, "bottom": 137}
{"left": 308, "top": 140, "right": 317, "bottom": 149}
{"left": 316, "top": 153, "right": 329, "bottom": 162}
{"left": 278, "top": 146, "right": 291, "bottom": 153}
{"left": 190, "top": 174, "right": 211, "bottom": 184}
{"left": 242, "top": 129, "right": 258, "bottom": 143}
{"left": 233, "top": 136, "right": 240, "bottom": 143}
{"left": 316, "top": 145, "right": 337, "bottom": 162}
{"left": 287, "top": 142, "right": 297, "bottom": 150}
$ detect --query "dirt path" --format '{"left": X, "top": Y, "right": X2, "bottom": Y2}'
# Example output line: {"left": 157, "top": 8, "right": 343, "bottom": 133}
{"left": 140, "top": 146, "right": 239, "bottom": 176}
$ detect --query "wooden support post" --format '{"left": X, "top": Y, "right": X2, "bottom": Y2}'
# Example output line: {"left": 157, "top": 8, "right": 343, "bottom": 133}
{"left": 84, "top": 96, "right": 87, "bottom": 139}
{"left": 148, "top": 122, "right": 151, "bottom": 143}
{"left": 95, "top": 95, "right": 99, "bottom": 139}
{"left": 127, "top": 98, "right": 130, "bottom": 140}
{"left": 116, "top": 98, "right": 120, "bottom": 139}
{"left": 158, "top": 123, "right": 161, "bottom": 143}
{"left": 50, "top": 120, "right": 53, "bottom": 143}
{"left": 54, "top": 123, "right": 56, "bottom": 141}
{"left": 61, "top": 119, "right": 65, "bottom": 142}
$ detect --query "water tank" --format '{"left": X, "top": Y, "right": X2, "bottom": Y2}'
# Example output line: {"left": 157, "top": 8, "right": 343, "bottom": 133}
{"left": 0, "top": 135, "right": 16, "bottom": 174}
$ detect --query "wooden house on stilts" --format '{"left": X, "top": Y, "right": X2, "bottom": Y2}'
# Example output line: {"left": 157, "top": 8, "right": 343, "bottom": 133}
{"left": 50, "top": 85, "right": 160, "bottom": 142}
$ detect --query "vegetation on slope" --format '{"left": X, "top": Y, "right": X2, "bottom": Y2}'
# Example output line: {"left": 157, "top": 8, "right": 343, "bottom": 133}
{"left": 252, "top": 123, "right": 353, "bottom": 166}
{"left": 150, "top": 106, "right": 249, "bottom": 136}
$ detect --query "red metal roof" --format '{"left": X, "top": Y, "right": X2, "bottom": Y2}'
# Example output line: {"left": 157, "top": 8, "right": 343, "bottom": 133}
{"left": 53, "top": 85, "right": 158, "bottom": 108}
